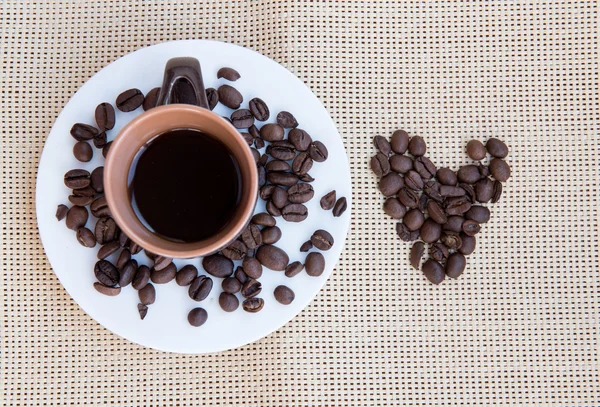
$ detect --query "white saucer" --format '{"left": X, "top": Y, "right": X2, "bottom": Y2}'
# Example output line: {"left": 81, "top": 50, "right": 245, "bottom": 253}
{"left": 36, "top": 40, "right": 352, "bottom": 353}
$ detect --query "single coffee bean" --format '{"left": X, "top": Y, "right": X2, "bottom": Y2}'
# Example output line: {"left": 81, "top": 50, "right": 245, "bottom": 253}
{"left": 405, "top": 171, "right": 424, "bottom": 190}
{"left": 242, "top": 297, "right": 264, "bottom": 313}
{"left": 491, "top": 180, "right": 503, "bottom": 203}
{"left": 383, "top": 198, "right": 407, "bottom": 219}
{"left": 119, "top": 259, "right": 138, "bottom": 287}
{"left": 206, "top": 88, "right": 219, "bottom": 110}
{"left": 418, "top": 192, "right": 428, "bottom": 211}
{"left": 489, "top": 158, "right": 511, "bottom": 182}
{"left": 70, "top": 123, "right": 98, "bottom": 141}
{"left": 176, "top": 265, "right": 198, "bottom": 286}
{"left": 222, "top": 240, "right": 248, "bottom": 261}
{"left": 94, "top": 260, "right": 119, "bottom": 286}
{"left": 285, "top": 261, "right": 304, "bottom": 278}
{"left": 438, "top": 185, "right": 464, "bottom": 198}
{"left": 242, "top": 257, "right": 262, "bottom": 280}
{"left": 459, "top": 233, "right": 476, "bottom": 255}
{"left": 398, "top": 188, "right": 418, "bottom": 208}
{"left": 410, "top": 241, "right": 425, "bottom": 270}
{"left": 431, "top": 242, "right": 449, "bottom": 262}
{"left": 289, "top": 128, "right": 312, "bottom": 151}
{"left": 288, "top": 183, "right": 314, "bottom": 204}
{"left": 257, "top": 164, "right": 266, "bottom": 188}
{"left": 66, "top": 206, "right": 88, "bottom": 230}
{"left": 241, "top": 279, "right": 262, "bottom": 298}
{"left": 188, "top": 276, "right": 213, "bottom": 301}
{"left": 420, "top": 218, "right": 442, "bottom": 243}
{"left": 64, "top": 169, "right": 90, "bottom": 189}
{"left": 320, "top": 190, "right": 336, "bottom": 210}
{"left": 202, "top": 254, "right": 233, "bottom": 278}
{"left": 445, "top": 196, "right": 472, "bottom": 215}
{"left": 466, "top": 140, "right": 486, "bottom": 160}
{"left": 462, "top": 220, "right": 481, "bottom": 236}
{"left": 222, "top": 277, "right": 242, "bottom": 294}
{"left": 266, "top": 160, "right": 291, "bottom": 172}
{"left": 71, "top": 185, "right": 95, "bottom": 197}
{"left": 116, "top": 88, "right": 144, "bottom": 112}
{"left": 305, "top": 252, "right": 325, "bottom": 277}
{"left": 300, "top": 241, "right": 313, "bottom": 252}
{"left": 475, "top": 178, "right": 494, "bottom": 203}
{"left": 68, "top": 193, "right": 94, "bottom": 207}
{"left": 116, "top": 249, "right": 131, "bottom": 270}
{"left": 261, "top": 226, "right": 282, "bottom": 245}
{"left": 217, "top": 84, "right": 243, "bottom": 109}
{"left": 408, "top": 136, "right": 426, "bottom": 156}
{"left": 56, "top": 204, "right": 69, "bottom": 221}
{"left": 403, "top": 209, "right": 425, "bottom": 231}
{"left": 311, "top": 229, "right": 334, "bottom": 251}
{"left": 267, "top": 172, "right": 299, "bottom": 187}
{"left": 266, "top": 201, "right": 282, "bottom": 217}
{"left": 94, "top": 102, "right": 116, "bottom": 131}
{"left": 268, "top": 141, "right": 296, "bottom": 160}
{"left": 309, "top": 141, "right": 328, "bottom": 162}
{"left": 132, "top": 265, "right": 151, "bottom": 290}
{"left": 260, "top": 123, "right": 284, "bottom": 142}
{"left": 276, "top": 111, "right": 298, "bottom": 128}
{"left": 460, "top": 183, "right": 476, "bottom": 203}
{"left": 390, "top": 130, "right": 409, "bottom": 154}
{"left": 441, "top": 231, "right": 463, "bottom": 250}
{"left": 240, "top": 132, "right": 253, "bottom": 146}
{"left": 282, "top": 203, "right": 308, "bottom": 222}
{"left": 427, "top": 200, "right": 447, "bottom": 224}
{"left": 92, "top": 131, "right": 107, "bottom": 148}
{"left": 333, "top": 197, "right": 347, "bottom": 217}
{"left": 436, "top": 167, "right": 457, "bottom": 186}
{"left": 457, "top": 165, "right": 481, "bottom": 184}
{"left": 102, "top": 141, "right": 112, "bottom": 158}
{"left": 76, "top": 227, "right": 96, "bottom": 247}
{"left": 251, "top": 147, "right": 261, "bottom": 163}
{"left": 478, "top": 162, "right": 490, "bottom": 179}
{"left": 446, "top": 253, "right": 467, "bottom": 278}
{"left": 93, "top": 282, "right": 121, "bottom": 296}
{"left": 252, "top": 213, "right": 275, "bottom": 228}
{"left": 90, "top": 166, "right": 104, "bottom": 193}
{"left": 274, "top": 285, "right": 295, "bottom": 305}
{"left": 73, "top": 141, "right": 93, "bottom": 162}
{"left": 188, "top": 307, "right": 208, "bottom": 327}
{"left": 152, "top": 255, "right": 173, "bottom": 271}
{"left": 231, "top": 109, "right": 254, "bottom": 128}
{"left": 219, "top": 292, "right": 239, "bottom": 312}
{"left": 292, "top": 152, "right": 313, "bottom": 176}
{"left": 370, "top": 153, "right": 391, "bottom": 177}
{"left": 378, "top": 173, "right": 404, "bottom": 196}
{"left": 217, "top": 67, "right": 240, "bottom": 81}
{"left": 151, "top": 263, "right": 177, "bottom": 284}
{"left": 443, "top": 215, "right": 465, "bottom": 232}
{"left": 389, "top": 155, "right": 413, "bottom": 174}
{"left": 248, "top": 97, "right": 269, "bottom": 121}
{"left": 300, "top": 173, "right": 315, "bottom": 183}
{"left": 486, "top": 138, "right": 508, "bottom": 158}
{"left": 241, "top": 224, "right": 262, "bottom": 249}
{"left": 234, "top": 266, "right": 249, "bottom": 284}
{"left": 249, "top": 124, "right": 260, "bottom": 139}
{"left": 142, "top": 87, "right": 160, "bottom": 111}
{"left": 271, "top": 187, "right": 288, "bottom": 209}
{"left": 421, "top": 181, "right": 442, "bottom": 203}
{"left": 137, "top": 303, "right": 148, "bottom": 320}
{"left": 422, "top": 259, "right": 445, "bottom": 284}
{"left": 373, "top": 135, "right": 391, "bottom": 156}
{"left": 90, "top": 196, "right": 111, "bottom": 218}
{"left": 396, "top": 222, "right": 418, "bottom": 242}
{"left": 414, "top": 156, "right": 437, "bottom": 179}
{"left": 256, "top": 245, "right": 289, "bottom": 271}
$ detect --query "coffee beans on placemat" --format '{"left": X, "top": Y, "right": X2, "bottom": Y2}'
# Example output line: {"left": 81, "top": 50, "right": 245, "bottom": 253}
{"left": 370, "top": 130, "right": 510, "bottom": 284}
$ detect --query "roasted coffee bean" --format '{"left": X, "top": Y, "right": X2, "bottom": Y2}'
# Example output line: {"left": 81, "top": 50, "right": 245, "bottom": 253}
{"left": 418, "top": 193, "right": 428, "bottom": 212}
{"left": 93, "top": 282, "right": 121, "bottom": 296}
{"left": 276, "top": 111, "right": 298, "bottom": 128}
{"left": 64, "top": 169, "right": 90, "bottom": 189}
{"left": 460, "top": 183, "right": 476, "bottom": 203}
{"left": 300, "top": 173, "right": 315, "bottom": 182}
{"left": 459, "top": 233, "right": 476, "bottom": 255}
{"left": 414, "top": 156, "right": 436, "bottom": 179}
{"left": 217, "top": 84, "right": 242, "bottom": 109}
{"left": 288, "top": 183, "right": 314, "bottom": 204}
{"left": 378, "top": 173, "right": 404, "bottom": 196}
{"left": 92, "top": 132, "right": 107, "bottom": 148}
{"left": 466, "top": 140, "right": 486, "bottom": 160}
{"left": 176, "top": 265, "right": 198, "bottom": 286}
{"left": 252, "top": 212, "right": 276, "bottom": 227}
{"left": 248, "top": 97, "right": 269, "bottom": 121}
{"left": 431, "top": 242, "right": 449, "bottom": 262}
{"left": 251, "top": 147, "right": 260, "bottom": 163}
{"left": 390, "top": 129, "right": 409, "bottom": 154}
{"left": 152, "top": 255, "right": 173, "bottom": 271}
{"left": 235, "top": 266, "right": 249, "bottom": 284}
{"left": 274, "top": 285, "right": 295, "bottom": 305}
{"left": 410, "top": 241, "right": 425, "bottom": 270}
{"left": 260, "top": 123, "right": 284, "bottom": 142}
{"left": 90, "top": 196, "right": 111, "bottom": 218}
{"left": 132, "top": 265, "right": 151, "bottom": 290}
{"left": 309, "top": 141, "right": 328, "bottom": 162}
{"left": 76, "top": 227, "right": 96, "bottom": 247}
{"left": 486, "top": 138, "right": 508, "bottom": 158}
{"left": 222, "top": 277, "right": 242, "bottom": 294}
{"left": 292, "top": 152, "right": 313, "bottom": 176}
{"left": 222, "top": 240, "right": 248, "bottom": 260}
{"left": 188, "top": 307, "right": 208, "bottom": 326}
{"left": 422, "top": 259, "right": 445, "bottom": 284}
{"left": 443, "top": 216, "right": 465, "bottom": 233}
{"left": 492, "top": 180, "right": 503, "bottom": 203}
{"left": 489, "top": 158, "right": 511, "bottom": 182}
{"left": 373, "top": 135, "right": 391, "bottom": 156}
{"left": 142, "top": 87, "right": 160, "bottom": 111}
{"left": 70, "top": 123, "right": 98, "bottom": 141}
{"left": 242, "top": 257, "right": 263, "bottom": 279}
{"left": 320, "top": 190, "right": 336, "bottom": 210}
{"left": 445, "top": 196, "right": 472, "bottom": 215}
{"left": 268, "top": 140, "right": 296, "bottom": 160}
{"left": 475, "top": 178, "right": 494, "bottom": 203}
{"left": 116, "top": 249, "right": 131, "bottom": 270}
{"left": 266, "top": 160, "right": 291, "bottom": 172}
{"left": 285, "top": 261, "right": 304, "bottom": 277}
{"left": 423, "top": 181, "right": 444, "bottom": 202}
{"left": 383, "top": 198, "right": 407, "bottom": 219}
{"left": 282, "top": 203, "right": 308, "bottom": 222}
{"left": 457, "top": 165, "right": 481, "bottom": 184}
{"left": 333, "top": 197, "right": 348, "bottom": 217}
{"left": 240, "top": 132, "right": 253, "bottom": 146}
{"left": 206, "top": 88, "right": 219, "bottom": 110}
{"left": 202, "top": 254, "right": 233, "bottom": 278}
{"left": 73, "top": 141, "right": 93, "bottom": 162}
{"left": 389, "top": 155, "right": 413, "bottom": 174}
{"left": 397, "top": 222, "right": 418, "bottom": 242}
{"left": 405, "top": 170, "right": 424, "bottom": 190}
{"left": 300, "top": 241, "right": 313, "bottom": 252}
{"left": 398, "top": 188, "right": 418, "bottom": 208}
{"left": 56, "top": 204, "right": 69, "bottom": 221}
{"left": 256, "top": 245, "right": 289, "bottom": 271}
{"left": 116, "top": 88, "right": 144, "bottom": 112}
{"left": 94, "top": 260, "right": 119, "bottom": 286}
{"left": 217, "top": 67, "right": 241, "bottom": 81}
{"left": 289, "top": 128, "right": 312, "bottom": 151}
{"left": 248, "top": 123, "right": 260, "bottom": 139}
{"left": 242, "top": 297, "right": 264, "bottom": 313}
{"left": 94, "top": 102, "right": 116, "bottom": 130}
{"left": 271, "top": 187, "right": 288, "bottom": 208}
{"left": 257, "top": 164, "right": 266, "bottom": 188}
{"left": 241, "top": 279, "right": 262, "bottom": 298}
{"left": 230, "top": 109, "right": 254, "bottom": 129}
{"left": 258, "top": 152, "right": 268, "bottom": 166}
{"left": 188, "top": 276, "right": 213, "bottom": 301}
{"left": 310, "top": 229, "right": 334, "bottom": 251}
{"left": 436, "top": 167, "right": 457, "bottom": 186}
{"left": 151, "top": 262, "right": 176, "bottom": 284}
{"left": 66, "top": 206, "right": 88, "bottom": 230}
{"left": 441, "top": 231, "right": 463, "bottom": 250}
{"left": 370, "top": 153, "right": 391, "bottom": 177}
{"left": 403, "top": 209, "right": 425, "bottom": 231}
{"left": 462, "top": 220, "right": 481, "bottom": 236}
{"left": 261, "top": 226, "right": 282, "bottom": 245}
{"left": 102, "top": 141, "right": 112, "bottom": 158}
{"left": 439, "top": 185, "right": 465, "bottom": 198}
{"left": 446, "top": 253, "right": 466, "bottom": 278}
{"left": 426, "top": 201, "right": 446, "bottom": 224}
{"left": 305, "top": 252, "right": 325, "bottom": 277}
{"left": 72, "top": 185, "right": 95, "bottom": 197}
{"left": 241, "top": 224, "right": 262, "bottom": 249}
{"left": 420, "top": 218, "right": 442, "bottom": 243}
{"left": 144, "top": 250, "right": 157, "bottom": 260}
{"left": 119, "top": 259, "right": 138, "bottom": 287}
{"left": 90, "top": 166, "right": 104, "bottom": 193}
{"left": 478, "top": 163, "right": 490, "bottom": 179}
{"left": 137, "top": 303, "right": 148, "bottom": 320}
{"left": 219, "top": 292, "right": 239, "bottom": 312}
{"left": 266, "top": 201, "right": 282, "bottom": 217}
{"left": 408, "top": 136, "right": 426, "bottom": 156}
{"left": 68, "top": 193, "right": 94, "bottom": 206}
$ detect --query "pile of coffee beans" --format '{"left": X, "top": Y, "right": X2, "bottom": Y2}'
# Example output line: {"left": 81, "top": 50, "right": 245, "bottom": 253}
{"left": 370, "top": 130, "right": 510, "bottom": 284}
{"left": 56, "top": 65, "right": 347, "bottom": 327}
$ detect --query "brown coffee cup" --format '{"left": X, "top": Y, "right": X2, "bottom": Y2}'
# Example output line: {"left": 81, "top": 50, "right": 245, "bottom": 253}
{"left": 104, "top": 57, "right": 258, "bottom": 258}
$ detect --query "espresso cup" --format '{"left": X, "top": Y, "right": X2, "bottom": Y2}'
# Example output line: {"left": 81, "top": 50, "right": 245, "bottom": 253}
{"left": 104, "top": 57, "right": 258, "bottom": 258}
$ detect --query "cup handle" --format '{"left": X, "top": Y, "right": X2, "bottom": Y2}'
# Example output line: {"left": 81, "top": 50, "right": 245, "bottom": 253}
{"left": 156, "top": 57, "right": 209, "bottom": 109}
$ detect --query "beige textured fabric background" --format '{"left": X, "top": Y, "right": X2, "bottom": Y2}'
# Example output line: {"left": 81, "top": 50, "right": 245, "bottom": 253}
{"left": 2, "top": 1, "right": 599, "bottom": 406}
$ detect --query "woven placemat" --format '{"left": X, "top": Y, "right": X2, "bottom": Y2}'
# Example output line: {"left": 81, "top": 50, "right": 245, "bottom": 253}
{"left": 2, "top": 1, "right": 599, "bottom": 405}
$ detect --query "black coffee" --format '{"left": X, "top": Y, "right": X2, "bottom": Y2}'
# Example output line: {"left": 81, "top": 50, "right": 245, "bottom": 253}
{"left": 131, "top": 128, "right": 241, "bottom": 242}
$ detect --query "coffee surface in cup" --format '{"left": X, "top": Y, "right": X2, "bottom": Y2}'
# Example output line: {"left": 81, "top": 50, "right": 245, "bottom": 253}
{"left": 131, "top": 128, "right": 241, "bottom": 242}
